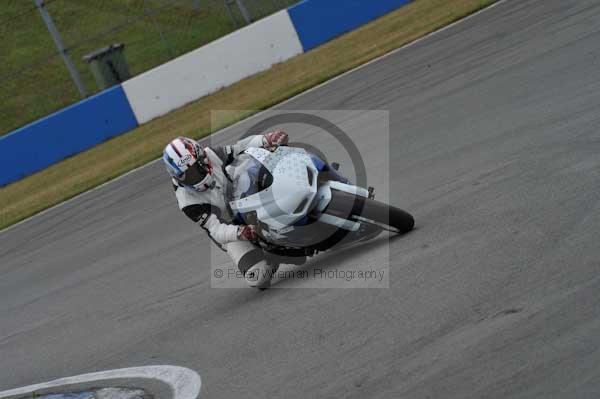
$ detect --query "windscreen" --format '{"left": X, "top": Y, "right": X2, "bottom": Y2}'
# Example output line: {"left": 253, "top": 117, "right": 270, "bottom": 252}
{"left": 230, "top": 153, "right": 273, "bottom": 201}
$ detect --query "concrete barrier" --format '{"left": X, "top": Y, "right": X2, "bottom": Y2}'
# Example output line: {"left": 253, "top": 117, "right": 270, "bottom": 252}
{"left": 0, "top": 85, "right": 137, "bottom": 187}
{"left": 287, "top": 0, "right": 413, "bottom": 52}
{"left": 122, "top": 10, "right": 303, "bottom": 124}
{"left": 1, "top": 1, "right": 414, "bottom": 185}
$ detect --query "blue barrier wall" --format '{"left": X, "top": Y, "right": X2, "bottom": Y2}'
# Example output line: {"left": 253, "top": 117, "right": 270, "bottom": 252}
{"left": 287, "top": 0, "right": 412, "bottom": 52}
{"left": 0, "top": 85, "right": 138, "bottom": 187}
{"left": 1, "top": 0, "right": 414, "bottom": 187}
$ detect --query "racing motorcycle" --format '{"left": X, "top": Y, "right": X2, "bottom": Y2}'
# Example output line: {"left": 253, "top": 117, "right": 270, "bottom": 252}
{"left": 227, "top": 145, "right": 414, "bottom": 286}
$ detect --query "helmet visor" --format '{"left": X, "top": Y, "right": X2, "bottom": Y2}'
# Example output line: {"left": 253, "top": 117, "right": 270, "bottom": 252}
{"left": 180, "top": 162, "right": 208, "bottom": 186}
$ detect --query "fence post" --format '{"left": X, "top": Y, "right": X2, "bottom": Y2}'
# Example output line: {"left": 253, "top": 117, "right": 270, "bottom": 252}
{"left": 235, "top": 0, "right": 253, "bottom": 24}
{"left": 223, "top": 0, "right": 239, "bottom": 27}
{"left": 34, "top": 0, "right": 87, "bottom": 98}
{"left": 143, "top": 0, "right": 174, "bottom": 58}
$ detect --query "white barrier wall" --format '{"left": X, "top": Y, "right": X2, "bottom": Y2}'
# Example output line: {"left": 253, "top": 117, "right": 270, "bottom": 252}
{"left": 2, "top": 1, "right": 415, "bottom": 186}
{"left": 122, "top": 10, "right": 303, "bottom": 124}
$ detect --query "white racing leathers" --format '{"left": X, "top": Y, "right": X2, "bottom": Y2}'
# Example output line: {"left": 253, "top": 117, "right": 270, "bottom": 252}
{"left": 173, "top": 135, "right": 267, "bottom": 274}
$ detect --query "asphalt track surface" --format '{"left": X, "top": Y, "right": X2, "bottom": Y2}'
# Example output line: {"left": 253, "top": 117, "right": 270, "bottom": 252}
{"left": 2, "top": 0, "right": 600, "bottom": 397}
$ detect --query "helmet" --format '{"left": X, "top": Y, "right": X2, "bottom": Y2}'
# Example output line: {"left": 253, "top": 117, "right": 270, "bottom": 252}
{"left": 163, "top": 137, "right": 214, "bottom": 192}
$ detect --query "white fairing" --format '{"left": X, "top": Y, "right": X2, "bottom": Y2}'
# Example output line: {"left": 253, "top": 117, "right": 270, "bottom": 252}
{"left": 229, "top": 147, "right": 318, "bottom": 230}
{"left": 328, "top": 180, "right": 369, "bottom": 198}
{"left": 229, "top": 146, "right": 369, "bottom": 233}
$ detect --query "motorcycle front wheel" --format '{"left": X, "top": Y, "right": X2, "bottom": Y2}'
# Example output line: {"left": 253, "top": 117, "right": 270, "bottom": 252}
{"left": 325, "top": 189, "right": 415, "bottom": 234}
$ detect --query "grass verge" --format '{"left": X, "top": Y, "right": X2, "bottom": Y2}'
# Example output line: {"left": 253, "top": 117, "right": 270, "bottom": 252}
{"left": 0, "top": 0, "right": 497, "bottom": 231}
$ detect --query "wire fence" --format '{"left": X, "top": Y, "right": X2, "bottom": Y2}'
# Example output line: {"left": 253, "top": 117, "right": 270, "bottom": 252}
{"left": 0, "top": 0, "right": 298, "bottom": 136}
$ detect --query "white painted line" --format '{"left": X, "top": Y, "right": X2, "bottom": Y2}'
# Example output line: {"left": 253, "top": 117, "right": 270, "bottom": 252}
{"left": 0, "top": 0, "right": 508, "bottom": 236}
{"left": 0, "top": 365, "right": 201, "bottom": 399}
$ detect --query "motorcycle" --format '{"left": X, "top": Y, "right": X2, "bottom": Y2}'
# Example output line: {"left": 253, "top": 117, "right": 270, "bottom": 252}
{"left": 227, "top": 145, "right": 414, "bottom": 287}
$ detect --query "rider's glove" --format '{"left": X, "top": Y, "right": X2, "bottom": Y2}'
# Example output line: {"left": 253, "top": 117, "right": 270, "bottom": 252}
{"left": 263, "top": 130, "right": 288, "bottom": 150}
{"left": 238, "top": 225, "right": 258, "bottom": 241}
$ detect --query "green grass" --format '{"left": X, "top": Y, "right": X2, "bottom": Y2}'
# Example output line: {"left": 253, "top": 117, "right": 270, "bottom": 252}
{"left": 0, "top": 0, "right": 497, "bottom": 230}
{"left": 0, "top": 0, "right": 296, "bottom": 135}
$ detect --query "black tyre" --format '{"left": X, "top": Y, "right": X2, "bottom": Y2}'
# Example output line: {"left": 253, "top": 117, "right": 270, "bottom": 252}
{"left": 325, "top": 189, "right": 415, "bottom": 234}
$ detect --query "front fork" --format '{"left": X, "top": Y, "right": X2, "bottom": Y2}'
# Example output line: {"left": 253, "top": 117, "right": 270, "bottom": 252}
{"left": 314, "top": 181, "right": 370, "bottom": 232}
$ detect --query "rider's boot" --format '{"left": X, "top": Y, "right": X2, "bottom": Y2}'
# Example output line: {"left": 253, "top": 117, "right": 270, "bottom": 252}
{"left": 245, "top": 260, "right": 276, "bottom": 289}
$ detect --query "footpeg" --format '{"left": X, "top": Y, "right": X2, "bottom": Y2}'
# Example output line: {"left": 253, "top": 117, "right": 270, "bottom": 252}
{"left": 331, "top": 162, "right": 340, "bottom": 171}
{"left": 368, "top": 186, "right": 375, "bottom": 199}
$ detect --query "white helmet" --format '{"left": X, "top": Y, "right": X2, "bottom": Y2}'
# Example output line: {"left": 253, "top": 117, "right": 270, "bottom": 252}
{"left": 162, "top": 137, "right": 214, "bottom": 192}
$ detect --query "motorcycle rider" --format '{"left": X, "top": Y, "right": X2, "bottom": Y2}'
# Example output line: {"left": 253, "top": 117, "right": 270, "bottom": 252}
{"left": 162, "top": 130, "right": 289, "bottom": 288}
